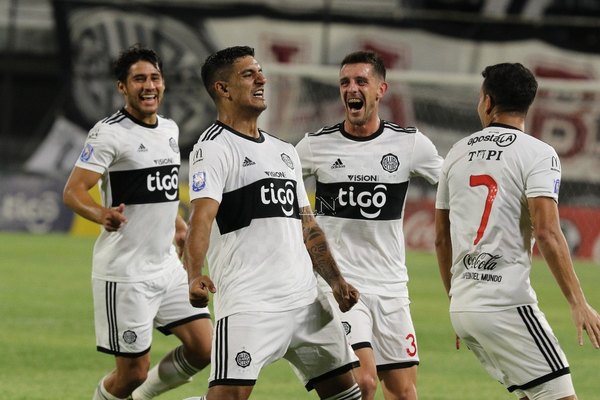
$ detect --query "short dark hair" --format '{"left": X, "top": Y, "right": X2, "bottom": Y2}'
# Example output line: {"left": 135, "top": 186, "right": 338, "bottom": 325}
{"left": 112, "top": 44, "right": 163, "bottom": 83}
{"left": 340, "top": 51, "right": 386, "bottom": 80}
{"left": 201, "top": 46, "right": 255, "bottom": 100}
{"left": 481, "top": 63, "right": 538, "bottom": 114}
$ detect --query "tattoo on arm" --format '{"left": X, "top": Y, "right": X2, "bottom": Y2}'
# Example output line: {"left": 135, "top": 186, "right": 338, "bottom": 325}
{"left": 301, "top": 206, "right": 340, "bottom": 284}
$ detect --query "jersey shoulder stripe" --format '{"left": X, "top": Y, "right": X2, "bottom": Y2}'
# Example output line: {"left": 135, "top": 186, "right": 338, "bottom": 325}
{"left": 383, "top": 121, "right": 416, "bottom": 134}
{"left": 308, "top": 123, "right": 342, "bottom": 137}
{"left": 102, "top": 111, "right": 127, "bottom": 125}
{"left": 200, "top": 123, "right": 224, "bottom": 142}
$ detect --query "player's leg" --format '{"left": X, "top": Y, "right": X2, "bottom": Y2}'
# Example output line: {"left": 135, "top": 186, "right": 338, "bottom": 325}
{"left": 92, "top": 279, "right": 157, "bottom": 399}
{"left": 195, "top": 311, "right": 291, "bottom": 400}
{"left": 93, "top": 354, "right": 151, "bottom": 399}
{"left": 350, "top": 347, "right": 378, "bottom": 399}
{"left": 328, "top": 293, "right": 377, "bottom": 399}
{"left": 132, "top": 266, "right": 212, "bottom": 399}
{"left": 378, "top": 366, "right": 417, "bottom": 400}
{"left": 286, "top": 294, "right": 361, "bottom": 399}
{"left": 373, "top": 297, "right": 419, "bottom": 400}
{"left": 451, "top": 306, "right": 575, "bottom": 400}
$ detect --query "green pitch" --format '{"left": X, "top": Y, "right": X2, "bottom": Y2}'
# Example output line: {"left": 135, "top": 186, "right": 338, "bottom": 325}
{"left": 1, "top": 232, "right": 598, "bottom": 399}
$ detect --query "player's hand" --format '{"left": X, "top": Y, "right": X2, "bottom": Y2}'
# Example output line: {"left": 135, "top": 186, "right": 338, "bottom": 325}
{"left": 571, "top": 303, "right": 600, "bottom": 349}
{"left": 188, "top": 275, "right": 216, "bottom": 308}
{"left": 102, "top": 203, "right": 127, "bottom": 232}
{"left": 331, "top": 279, "right": 360, "bottom": 312}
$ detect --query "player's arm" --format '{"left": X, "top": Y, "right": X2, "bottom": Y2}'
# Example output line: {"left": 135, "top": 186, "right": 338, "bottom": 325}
{"left": 300, "top": 205, "right": 359, "bottom": 312}
{"left": 529, "top": 196, "right": 600, "bottom": 348}
{"left": 434, "top": 208, "right": 452, "bottom": 297}
{"left": 184, "top": 198, "right": 218, "bottom": 308}
{"left": 63, "top": 166, "right": 127, "bottom": 232}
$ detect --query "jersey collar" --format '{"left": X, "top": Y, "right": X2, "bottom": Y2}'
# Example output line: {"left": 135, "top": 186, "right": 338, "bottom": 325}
{"left": 121, "top": 108, "right": 159, "bottom": 129}
{"left": 339, "top": 120, "right": 385, "bottom": 141}
{"left": 487, "top": 122, "right": 523, "bottom": 132}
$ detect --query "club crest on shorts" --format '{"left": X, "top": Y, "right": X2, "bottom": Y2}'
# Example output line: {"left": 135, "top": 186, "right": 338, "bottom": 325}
{"left": 235, "top": 350, "right": 252, "bottom": 368}
{"left": 381, "top": 153, "right": 399, "bottom": 173}
{"left": 123, "top": 330, "right": 137, "bottom": 344}
{"left": 342, "top": 321, "right": 351, "bottom": 335}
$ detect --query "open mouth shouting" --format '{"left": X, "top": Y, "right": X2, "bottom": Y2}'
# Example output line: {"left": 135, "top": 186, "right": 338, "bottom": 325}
{"left": 347, "top": 97, "right": 364, "bottom": 112}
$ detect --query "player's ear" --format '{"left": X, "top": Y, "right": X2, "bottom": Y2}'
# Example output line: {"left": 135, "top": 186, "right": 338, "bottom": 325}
{"left": 377, "top": 81, "right": 388, "bottom": 100}
{"left": 215, "top": 81, "right": 229, "bottom": 97}
{"left": 484, "top": 94, "right": 494, "bottom": 115}
{"left": 117, "top": 80, "right": 126, "bottom": 95}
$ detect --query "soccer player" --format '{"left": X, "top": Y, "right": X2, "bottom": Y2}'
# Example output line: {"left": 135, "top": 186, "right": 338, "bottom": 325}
{"left": 434, "top": 62, "right": 600, "bottom": 399}
{"left": 183, "top": 45, "right": 362, "bottom": 400}
{"left": 63, "top": 45, "right": 212, "bottom": 400}
{"left": 296, "top": 51, "right": 443, "bottom": 400}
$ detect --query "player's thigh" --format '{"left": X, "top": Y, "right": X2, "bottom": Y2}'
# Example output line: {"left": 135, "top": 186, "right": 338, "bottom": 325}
{"left": 209, "top": 311, "right": 291, "bottom": 386}
{"left": 327, "top": 291, "right": 373, "bottom": 348}
{"left": 92, "top": 278, "right": 159, "bottom": 355}
{"left": 372, "top": 296, "right": 419, "bottom": 367}
{"left": 286, "top": 294, "right": 358, "bottom": 391}
{"left": 451, "top": 307, "right": 571, "bottom": 396}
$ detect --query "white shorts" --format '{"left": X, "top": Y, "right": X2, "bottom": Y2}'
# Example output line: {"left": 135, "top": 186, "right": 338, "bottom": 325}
{"left": 209, "top": 293, "right": 359, "bottom": 391}
{"left": 330, "top": 292, "right": 419, "bottom": 370}
{"left": 93, "top": 265, "right": 210, "bottom": 357}
{"left": 451, "top": 304, "right": 574, "bottom": 399}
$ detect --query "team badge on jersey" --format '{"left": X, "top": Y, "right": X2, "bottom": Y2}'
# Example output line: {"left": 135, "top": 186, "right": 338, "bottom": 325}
{"left": 342, "top": 321, "right": 351, "bottom": 335}
{"left": 191, "top": 171, "right": 207, "bottom": 192}
{"left": 281, "top": 153, "right": 294, "bottom": 170}
{"left": 235, "top": 350, "right": 252, "bottom": 368}
{"left": 380, "top": 153, "right": 399, "bottom": 173}
{"left": 80, "top": 143, "right": 94, "bottom": 162}
{"left": 169, "top": 137, "right": 179, "bottom": 153}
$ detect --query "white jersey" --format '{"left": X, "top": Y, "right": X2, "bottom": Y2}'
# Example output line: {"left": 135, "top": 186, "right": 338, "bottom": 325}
{"left": 435, "top": 123, "right": 562, "bottom": 312}
{"left": 296, "top": 121, "right": 443, "bottom": 297}
{"left": 75, "top": 109, "right": 182, "bottom": 282}
{"left": 189, "top": 121, "right": 318, "bottom": 320}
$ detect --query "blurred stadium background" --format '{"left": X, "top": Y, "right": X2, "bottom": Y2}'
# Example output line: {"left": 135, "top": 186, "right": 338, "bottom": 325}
{"left": 1, "top": 0, "right": 599, "bottom": 263}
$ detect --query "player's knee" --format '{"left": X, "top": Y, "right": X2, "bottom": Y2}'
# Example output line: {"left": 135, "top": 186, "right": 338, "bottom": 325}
{"left": 389, "top": 384, "right": 417, "bottom": 400}
{"left": 355, "top": 373, "right": 377, "bottom": 399}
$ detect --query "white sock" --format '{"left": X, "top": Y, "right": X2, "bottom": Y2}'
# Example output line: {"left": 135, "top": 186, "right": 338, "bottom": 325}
{"left": 322, "top": 383, "right": 362, "bottom": 400}
{"left": 92, "top": 375, "right": 129, "bottom": 400}
{"left": 131, "top": 346, "right": 200, "bottom": 399}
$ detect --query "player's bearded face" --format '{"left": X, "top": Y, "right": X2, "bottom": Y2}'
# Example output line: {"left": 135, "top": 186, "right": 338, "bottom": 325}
{"left": 228, "top": 56, "right": 267, "bottom": 113}
{"left": 120, "top": 60, "right": 165, "bottom": 124}
{"left": 339, "top": 63, "right": 384, "bottom": 127}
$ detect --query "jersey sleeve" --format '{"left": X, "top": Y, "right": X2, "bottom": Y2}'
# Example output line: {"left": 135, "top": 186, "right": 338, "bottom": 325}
{"left": 74, "top": 123, "right": 118, "bottom": 174}
{"left": 435, "top": 156, "right": 451, "bottom": 210}
{"left": 525, "top": 146, "right": 561, "bottom": 202}
{"left": 410, "top": 130, "right": 444, "bottom": 184}
{"left": 188, "top": 140, "right": 228, "bottom": 203}
{"left": 295, "top": 134, "right": 315, "bottom": 179}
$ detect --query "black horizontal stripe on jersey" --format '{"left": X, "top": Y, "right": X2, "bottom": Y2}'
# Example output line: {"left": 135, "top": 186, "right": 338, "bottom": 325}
{"left": 109, "top": 165, "right": 179, "bottom": 206}
{"left": 314, "top": 180, "right": 409, "bottom": 220}
{"left": 308, "top": 123, "right": 343, "bottom": 137}
{"left": 383, "top": 121, "right": 416, "bottom": 134}
{"left": 216, "top": 178, "right": 300, "bottom": 234}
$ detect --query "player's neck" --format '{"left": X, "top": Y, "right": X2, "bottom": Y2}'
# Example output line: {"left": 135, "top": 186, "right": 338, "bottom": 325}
{"left": 343, "top": 117, "right": 381, "bottom": 137}
{"left": 218, "top": 113, "right": 260, "bottom": 139}
{"left": 487, "top": 113, "right": 525, "bottom": 132}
